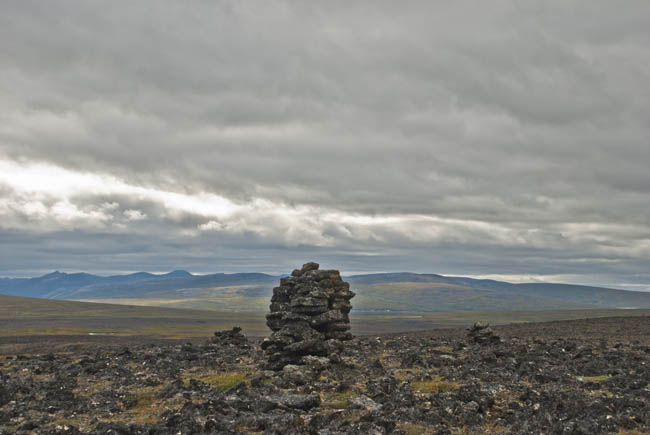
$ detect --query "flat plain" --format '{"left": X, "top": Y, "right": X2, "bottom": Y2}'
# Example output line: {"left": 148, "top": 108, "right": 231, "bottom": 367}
{"left": 2, "top": 294, "right": 650, "bottom": 355}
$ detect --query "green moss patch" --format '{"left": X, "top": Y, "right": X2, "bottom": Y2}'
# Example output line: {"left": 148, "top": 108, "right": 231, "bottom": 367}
{"left": 411, "top": 377, "right": 460, "bottom": 394}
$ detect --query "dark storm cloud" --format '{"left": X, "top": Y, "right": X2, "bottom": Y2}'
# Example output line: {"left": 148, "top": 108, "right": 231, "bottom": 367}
{"left": 1, "top": 1, "right": 649, "bottom": 289}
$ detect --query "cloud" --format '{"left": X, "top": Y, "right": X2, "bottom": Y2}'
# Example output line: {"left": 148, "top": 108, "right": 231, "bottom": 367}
{"left": 123, "top": 209, "right": 147, "bottom": 221}
{"left": 0, "top": 1, "right": 649, "bottom": 290}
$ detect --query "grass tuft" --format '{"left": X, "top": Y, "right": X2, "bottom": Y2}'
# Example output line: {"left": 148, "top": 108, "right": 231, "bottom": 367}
{"left": 411, "top": 377, "right": 460, "bottom": 394}
{"left": 320, "top": 390, "right": 355, "bottom": 409}
{"left": 184, "top": 370, "right": 249, "bottom": 390}
{"left": 104, "top": 384, "right": 183, "bottom": 425}
{"left": 398, "top": 422, "right": 436, "bottom": 435}
{"left": 451, "top": 424, "right": 510, "bottom": 434}
{"left": 576, "top": 375, "right": 610, "bottom": 382}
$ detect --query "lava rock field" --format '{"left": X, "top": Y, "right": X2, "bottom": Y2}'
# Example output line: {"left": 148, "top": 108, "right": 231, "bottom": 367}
{"left": 1, "top": 316, "right": 650, "bottom": 434}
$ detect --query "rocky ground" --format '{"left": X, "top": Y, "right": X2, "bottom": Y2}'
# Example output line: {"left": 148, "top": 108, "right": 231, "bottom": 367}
{"left": 1, "top": 316, "right": 650, "bottom": 434}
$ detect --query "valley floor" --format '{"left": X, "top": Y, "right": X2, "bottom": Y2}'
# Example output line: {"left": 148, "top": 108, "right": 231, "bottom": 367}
{"left": 1, "top": 316, "right": 650, "bottom": 434}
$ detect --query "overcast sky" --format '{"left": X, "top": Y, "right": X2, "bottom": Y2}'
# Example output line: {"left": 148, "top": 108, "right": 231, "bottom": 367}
{"left": 1, "top": 1, "right": 649, "bottom": 289}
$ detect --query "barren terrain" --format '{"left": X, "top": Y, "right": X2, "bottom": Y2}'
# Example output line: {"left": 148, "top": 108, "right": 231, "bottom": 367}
{"left": 1, "top": 315, "right": 650, "bottom": 434}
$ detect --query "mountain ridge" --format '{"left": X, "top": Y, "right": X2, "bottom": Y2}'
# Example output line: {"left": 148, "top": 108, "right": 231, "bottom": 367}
{"left": 2, "top": 270, "right": 650, "bottom": 313}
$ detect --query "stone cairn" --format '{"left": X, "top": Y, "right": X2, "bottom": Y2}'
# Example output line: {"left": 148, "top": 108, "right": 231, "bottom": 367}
{"left": 211, "top": 326, "right": 248, "bottom": 347}
{"left": 262, "top": 262, "right": 355, "bottom": 370}
{"left": 467, "top": 322, "right": 501, "bottom": 345}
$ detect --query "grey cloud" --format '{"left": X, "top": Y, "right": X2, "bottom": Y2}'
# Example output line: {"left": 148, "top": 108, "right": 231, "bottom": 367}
{"left": 1, "top": 1, "right": 649, "bottom": 289}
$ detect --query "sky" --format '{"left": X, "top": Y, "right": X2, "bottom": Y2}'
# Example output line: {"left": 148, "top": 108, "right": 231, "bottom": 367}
{"left": 1, "top": 1, "right": 649, "bottom": 290}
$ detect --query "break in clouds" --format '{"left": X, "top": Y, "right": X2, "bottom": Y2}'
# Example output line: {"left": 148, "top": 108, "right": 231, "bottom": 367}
{"left": 1, "top": 1, "right": 649, "bottom": 290}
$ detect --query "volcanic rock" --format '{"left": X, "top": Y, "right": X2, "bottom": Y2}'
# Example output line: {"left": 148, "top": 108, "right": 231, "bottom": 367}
{"left": 277, "top": 393, "right": 321, "bottom": 410}
{"left": 2, "top": 316, "right": 650, "bottom": 433}
{"left": 281, "top": 364, "right": 312, "bottom": 385}
{"left": 349, "top": 395, "right": 382, "bottom": 412}
{"left": 0, "top": 384, "right": 9, "bottom": 407}
{"left": 262, "top": 262, "right": 355, "bottom": 370}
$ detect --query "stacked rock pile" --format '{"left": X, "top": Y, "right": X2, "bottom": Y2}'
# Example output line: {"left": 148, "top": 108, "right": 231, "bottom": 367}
{"left": 262, "top": 262, "right": 355, "bottom": 370}
{"left": 211, "top": 326, "right": 249, "bottom": 347}
{"left": 467, "top": 322, "right": 501, "bottom": 345}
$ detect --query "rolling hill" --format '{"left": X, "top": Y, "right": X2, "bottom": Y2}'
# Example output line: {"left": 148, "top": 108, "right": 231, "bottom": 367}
{"left": 2, "top": 294, "right": 649, "bottom": 348}
{"left": 2, "top": 270, "right": 650, "bottom": 313}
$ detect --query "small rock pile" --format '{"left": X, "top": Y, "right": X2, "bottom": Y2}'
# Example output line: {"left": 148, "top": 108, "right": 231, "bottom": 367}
{"left": 211, "top": 326, "right": 248, "bottom": 347}
{"left": 467, "top": 322, "right": 501, "bottom": 345}
{"left": 262, "top": 262, "right": 355, "bottom": 370}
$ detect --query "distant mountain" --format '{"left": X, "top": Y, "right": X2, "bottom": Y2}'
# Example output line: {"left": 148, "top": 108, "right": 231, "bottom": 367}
{"left": 346, "top": 273, "right": 650, "bottom": 312}
{"left": 2, "top": 270, "right": 650, "bottom": 313}
{"left": 0, "top": 270, "right": 277, "bottom": 300}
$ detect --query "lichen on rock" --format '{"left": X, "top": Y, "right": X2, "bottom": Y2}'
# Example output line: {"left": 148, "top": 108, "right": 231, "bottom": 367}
{"left": 262, "top": 262, "right": 355, "bottom": 370}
